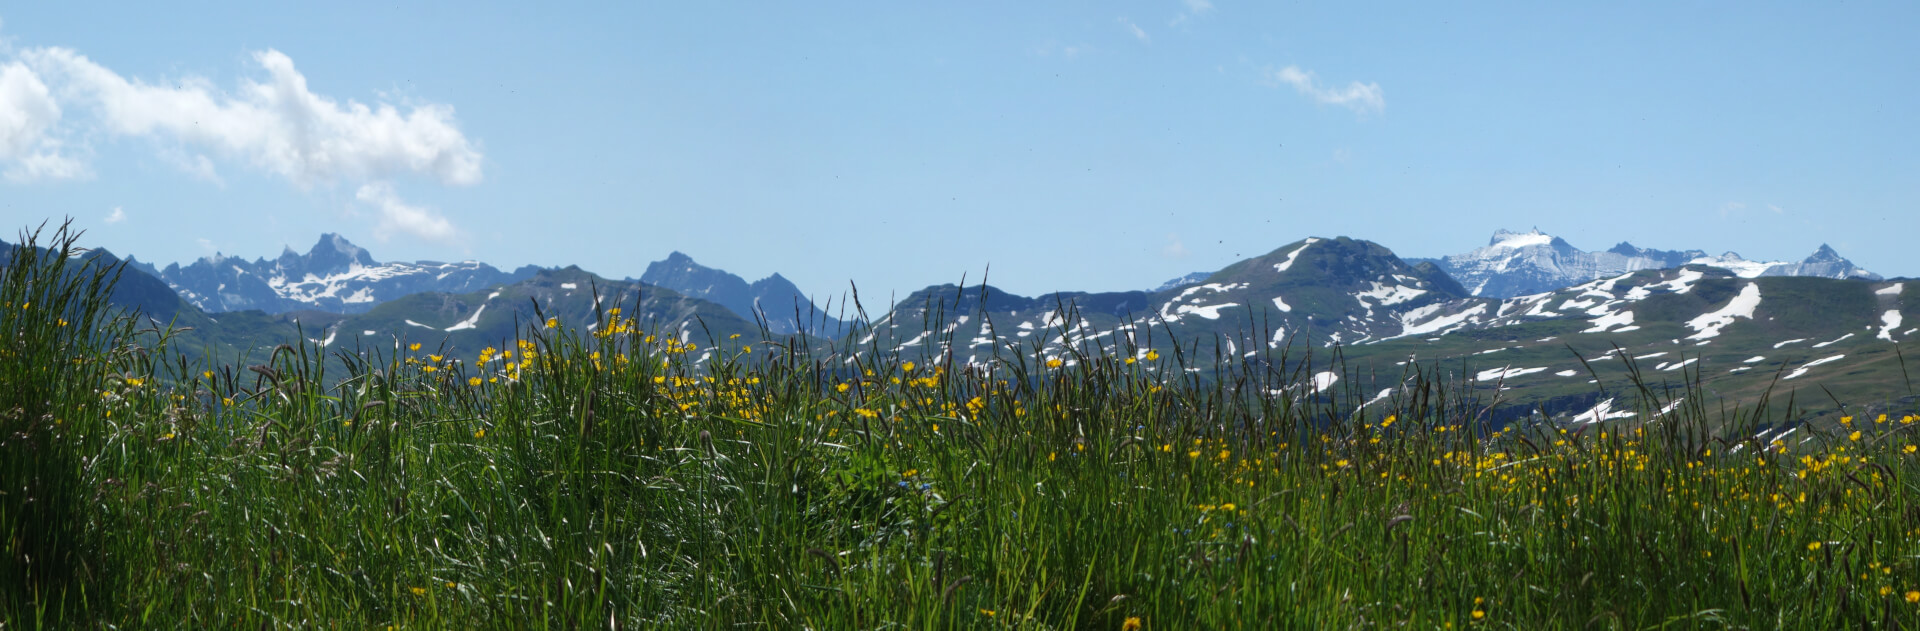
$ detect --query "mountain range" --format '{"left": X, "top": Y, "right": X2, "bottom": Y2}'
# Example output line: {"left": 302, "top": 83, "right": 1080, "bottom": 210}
{"left": 1406, "top": 229, "right": 1880, "bottom": 298}
{"left": 12, "top": 227, "right": 1911, "bottom": 425}
{"left": 135, "top": 233, "right": 541, "bottom": 314}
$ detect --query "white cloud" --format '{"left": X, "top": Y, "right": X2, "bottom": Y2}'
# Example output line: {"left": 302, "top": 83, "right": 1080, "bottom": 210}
{"left": 0, "top": 60, "right": 84, "bottom": 182}
{"left": 5, "top": 150, "right": 87, "bottom": 182}
{"left": 3, "top": 44, "right": 483, "bottom": 238}
{"left": 1162, "top": 232, "right": 1189, "bottom": 259}
{"left": 1767, "top": 204, "right": 1784, "bottom": 215}
{"left": 356, "top": 182, "right": 455, "bottom": 242}
{"left": 1718, "top": 201, "right": 1747, "bottom": 218}
{"left": 1120, "top": 18, "right": 1150, "bottom": 43}
{"left": 1270, "top": 65, "right": 1384, "bottom": 115}
{"left": 104, "top": 206, "right": 124, "bottom": 224}
{"left": 0, "top": 62, "right": 57, "bottom": 158}
{"left": 159, "top": 147, "right": 223, "bottom": 186}
{"left": 195, "top": 237, "right": 215, "bottom": 252}
{"left": 22, "top": 47, "right": 483, "bottom": 188}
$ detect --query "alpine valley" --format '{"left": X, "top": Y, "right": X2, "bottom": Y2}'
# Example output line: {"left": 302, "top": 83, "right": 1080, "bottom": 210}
{"left": 9, "top": 229, "right": 1911, "bottom": 426}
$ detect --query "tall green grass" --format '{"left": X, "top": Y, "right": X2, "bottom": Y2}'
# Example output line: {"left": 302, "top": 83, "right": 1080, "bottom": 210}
{"left": 1, "top": 223, "right": 139, "bottom": 623}
{"left": 5, "top": 224, "right": 1920, "bottom": 628}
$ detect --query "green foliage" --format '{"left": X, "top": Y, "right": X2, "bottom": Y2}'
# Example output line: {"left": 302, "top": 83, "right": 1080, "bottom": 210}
{"left": 0, "top": 222, "right": 137, "bottom": 622}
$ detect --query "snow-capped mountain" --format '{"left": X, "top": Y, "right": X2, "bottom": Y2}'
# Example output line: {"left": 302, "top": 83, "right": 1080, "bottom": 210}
{"left": 636, "top": 252, "right": 841, "bottom": 335}
{"left": 155, "top": 233, "right": 540, "bottom": 314}
{"left": 22, "top": 226, "right": 1919, "bottom": 424}
{"left": 1152, "top": 272, "right": 1211, "bottom": 293}
{"left": 869, "top": 237, "right": 1483, "bottom": 365}
{"left": 1416, "top": 229, "right": 1880, "bottom": 298}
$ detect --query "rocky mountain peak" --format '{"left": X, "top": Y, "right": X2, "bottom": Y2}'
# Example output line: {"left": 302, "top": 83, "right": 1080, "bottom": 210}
{"left": 303, "top": 233, "right": 377, "bottom": 274}
{"left": 639, "top": 252, "right": 838, "bottom": 335}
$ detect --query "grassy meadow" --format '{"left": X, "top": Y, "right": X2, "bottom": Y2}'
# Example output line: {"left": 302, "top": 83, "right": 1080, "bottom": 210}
{"left": 8, "top": 226, "right": 1920, "bottom": 629}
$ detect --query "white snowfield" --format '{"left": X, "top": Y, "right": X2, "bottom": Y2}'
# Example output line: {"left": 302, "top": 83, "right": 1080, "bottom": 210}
{"left": 1157, "top": 282, "right": 1248, "bottom": 322}
{"left": 1394, "top": 303, "right": 1488, "bottom": 339}
{"left": 1355, "top": 282, "right": 1427, "bottom": 307}
{"left": 1877, "top": 310, "right": 1904, "bottom": 341}
{"left": 1657, "top": 358, "right": 1698, "bottom": 372}
{"left": 1311, "top": 371, "right": 1339, "bottom": 393}
{"left": 1490, "top": 231, "right": 1555, "bottom": 249}
{"left": 1584, "top": 310, "right": 1634, "bottom": 333}
{"left": 1811, "top": 333, "right": 1853, "bottom": 349}
{"left": 260, "top": 259, "right": 497, "bottom": 306}
{"left": 1576, "top": 398, "right": 1634, "bottom": 424}
{"left": 1271, "top": 239, "right": 1320, "bottom": 273}
{"left": 445, "top": 304, "right": 488, "bottom": 331}
{"left": 1684, "top": 283, "right": 1761, "bottom": 340}
{"left": 1627, "top": 269, "right": 1704, "bottom": 299}
{"left": 1476, "top": 366, "right": 1547, "bottom": 381}
{"left": 1783, "top": 354, "right": 1846, "bottom": 380}
{"left": 1687, "top": 255, "right": 1772, "bottom": 278}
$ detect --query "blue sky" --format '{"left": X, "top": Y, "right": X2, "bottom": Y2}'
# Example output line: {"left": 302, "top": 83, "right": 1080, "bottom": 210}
{"left": 1, "top": 2, "right": 1914, "bottom": 300}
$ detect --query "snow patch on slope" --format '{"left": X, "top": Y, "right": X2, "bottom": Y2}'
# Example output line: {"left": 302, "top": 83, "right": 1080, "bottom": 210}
{"left": 1476, "top": 366, "right": 1548, "bottom": 381}
{"left": 445, "top": 304, "right": 489, "bottom": 332}
{"left": 1584, "top": 310, "right": 1635, "bottom": 333}
{"left": 1394, "top": 303, "right": 1488, "bottom": 338}
{"left": 1355, "top": 282, "right": 1426, "bottom": 307}
{"left": 1576, "top": 398, "right": 1635, "bottom": 424}
{"left": 1272, "top": 239, "right": 1319, "bottom": 273}
{"left": 1783, "top": 355, "right": 1846, "bottom": 380}
{"left": 1877, "top": 310, "right": 1903, "bottom": 341}
{"left": 1684, "top": 283, "right": 1761, "bottom": 340}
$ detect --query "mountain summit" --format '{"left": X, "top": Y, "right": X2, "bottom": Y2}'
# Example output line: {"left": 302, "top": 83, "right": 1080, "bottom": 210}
{"left": 637, "top": 252, "right": 840, "bottom": 335}
{"left": 158, "top": 234, "right": 538, "bottom": 314}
